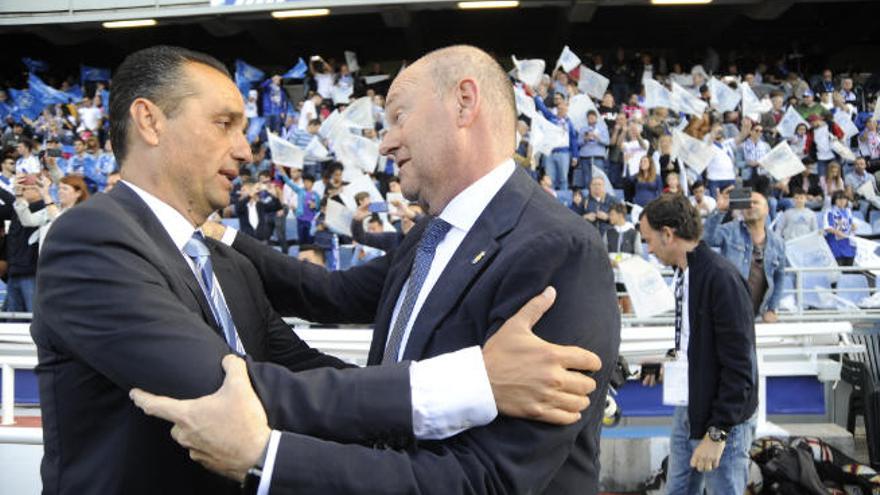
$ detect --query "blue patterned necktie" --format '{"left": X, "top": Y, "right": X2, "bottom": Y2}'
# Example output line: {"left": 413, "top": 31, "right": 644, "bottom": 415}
{"left": 183, "top": 232, "right": 245, "bottom": 354}
{"left": 382, "top": 217, "right": 453, "bottom": 364}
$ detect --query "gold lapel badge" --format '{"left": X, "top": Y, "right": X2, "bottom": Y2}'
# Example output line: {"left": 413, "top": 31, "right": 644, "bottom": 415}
{"left": 471, "top": 251, "right": 486, "bottom": 265}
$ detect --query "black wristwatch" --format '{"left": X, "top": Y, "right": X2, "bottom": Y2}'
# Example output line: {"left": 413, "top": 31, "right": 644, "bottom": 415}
{"left": 241, "top": 439, "right": 271, "bottom": 494}
{"left": 706, "top": 426, "right": 728, "bottom": 442}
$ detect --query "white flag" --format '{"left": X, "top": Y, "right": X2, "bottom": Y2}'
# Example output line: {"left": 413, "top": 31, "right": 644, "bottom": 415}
{"left": 853, "top": 236, "right": 880, "bottom": 279}
{"left": 363, "top": 74, "right": 389, "bottom": 85}
{"left": 874, "top": 96, "right": 880, "bottom": 121}
{"left": 266, "top": 130, "right": 304, "bottom": 169}
{"left": 758, "top": 140, "right": 806, "bottom": 181}
{"left": 644, "top": 79, "right": 673, "bottom": 110}
{"left": 344, "top": 51, "right": 360, "bottom": 73}
{"left": 341, "top": 96, "right": 375, "bottom": 129}
{"left": 568, "top": 93, "right": 598, "bottom": 131}
{"left": 617, "top": 256, "right": 675, "bottom": 318}
{"left": 324, "top": 200, "right": 353, "bottom": 237}
{"left": 511, "top": 56, "right": 545, "bottom": 88}
{"left": 832, "top": 139, "right": 856, "bottom": 162}
{"left": 513, "top": 85, "right": 536, "bottom": 119}
{"left": 304, "top": 137, "right": 330, "bottom": 161}
{"left": 319, "top": 110, "right": 351, "bottom": 144}
{"left": 577, "top": 65, "right": 610, "bottom": 100}
{"left": 776, "top": 106, "right": 808, "bottom": 139}
{"left": 742, "top": 82, "right": 772, "bottom": 119}
{"left": 555, "top": 45, "right": 581, "bottom": 73}
{"left": 834, "top": 110, "right": 859, "bottom": 141}
{"left": 529, "top": 113, "right": 568, "bottom": 156}
{"left": 331, "top": 84, "right": 354, "bottom": 105}
{"left": 708, "top": 77, "right": 741, "bottom": 113}
{"left": 671, "top": 130, "right": 714, "bottom": 174}
{"left": 671, "top": 82, "right": 707, "bottom": 117}
{"left": 335, "top": 134, "right": 380, "bottom": 173}
{"left": 339, "top": 172, "right": 384, "bottom": 210}
{"left": 786, "top": 230, "right": 840, "bottom": 283}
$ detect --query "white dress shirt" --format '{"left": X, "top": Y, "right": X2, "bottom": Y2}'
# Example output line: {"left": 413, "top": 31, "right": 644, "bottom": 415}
{"left": 122, "top": 180, "right": 245, "bottom": 354}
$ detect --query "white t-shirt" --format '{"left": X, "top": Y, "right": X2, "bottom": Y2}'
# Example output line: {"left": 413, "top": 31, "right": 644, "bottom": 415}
{"left": 706, "top": 139, "right": 737, "bottom": 181}
{"left": 298, "top": 100, "right": 318, "bottom": 131}
{"left": 314, "top": 73, "right": 335, "bottom": 99}
{"left": 79, "top": 106, "right": 102, "bottom": 132}
{"left": 15, "top": 155, "right": 40, "bottom": 175}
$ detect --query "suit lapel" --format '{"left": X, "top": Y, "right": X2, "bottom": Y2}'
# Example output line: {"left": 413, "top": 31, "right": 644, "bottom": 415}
{"left": 399, "top": 167, "right": 537, "bottom": 361}
{"left": 108, "top": 183, "right": 223, "bottom": 336}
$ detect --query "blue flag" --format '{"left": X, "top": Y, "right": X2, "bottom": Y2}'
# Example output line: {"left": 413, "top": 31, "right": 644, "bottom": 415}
{"left": 22, "top": 57, "right": 49, "bottom": 73}
{"left": 65, "top": 84, "right": 84, "bottom": 102}
{"left": 9, "top": 88, "right": 44, "bottom": 121}
{"left": 282, "top": 58, "right": 308, "bottom": 79}
{"left": 0, "top": 101, "right": 13, "bottom": 122}
{"left": 81, "top": 65, "right": 112, "bottom": 84}
{"left": 28, "top": 73, "right": 71, "bottom": 105}
{"left": 246, "top": 116, "right": 265, "bottom": 144}
{"left": 235, "top": 60, "right": 265, "bottom": 97}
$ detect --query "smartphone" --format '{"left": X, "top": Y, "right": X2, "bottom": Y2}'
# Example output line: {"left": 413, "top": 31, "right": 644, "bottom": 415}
{"left": 368, "top": 202, "right": 389, "bottom": 213}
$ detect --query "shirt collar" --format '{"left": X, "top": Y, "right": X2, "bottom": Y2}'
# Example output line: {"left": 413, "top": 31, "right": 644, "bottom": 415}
{"left": 121, "top": 180, "right": 198, "bottom": 252}
{"left": 438, "top": 159, "right": 515, "bottom": 233}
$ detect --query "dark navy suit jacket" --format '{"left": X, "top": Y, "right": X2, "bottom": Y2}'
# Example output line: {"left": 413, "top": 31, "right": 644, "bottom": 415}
{"left": 234, "top": 167, "right": 621, "bottom": 494}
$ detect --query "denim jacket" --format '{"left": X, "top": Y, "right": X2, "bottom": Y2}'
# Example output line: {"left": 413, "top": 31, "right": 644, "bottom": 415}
{"left": 703, "top": 212, "right": 786, "bottom": 315}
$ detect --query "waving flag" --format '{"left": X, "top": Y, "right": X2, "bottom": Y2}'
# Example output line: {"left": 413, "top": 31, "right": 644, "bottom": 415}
{"left": 511, "top": 56, "right": 546, "bottom": 89}
{"left": 9, "top": 88, "right": 43, "bottom": 121}
{"left": 246, "top": 116, "right": 265, "bottom": 143}
{"left": 29, "top": 73, "right": 71, "bottom": 105}
{"left": 235, "top": 59, "right": 265, "bottom": 98}
{"left": 81, "top": 65, "right": 112, "bottom": 84}
{"left": 282, "top": 58, "right": 307, "bottom": 79}
{"left": 22, "top": 57, "right": 49, "bottom": 73}
{"left": 555, "top": 46, "right": 581, "bottom": 73}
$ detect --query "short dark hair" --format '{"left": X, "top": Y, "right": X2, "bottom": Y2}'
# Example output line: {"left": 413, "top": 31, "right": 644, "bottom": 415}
{"left": 308, "top": 119, "right": 321, "bottom": 127}
{"left": 367, "top": 214, "right": 382, "bottom": 225}
{"left": 19, "top": 137, "right": 34, "bottom": 151}
{"left": 109, "top": 45, "right": 230, "bottom": 166}
{"left": 791, "top": 187, "right": 806, "bottom": 196}
{"left": 691, "top": 180, "right": 705, "bottom": 191}
{"left": 302, "top": 173, "right": 316, "bottom": 183}
{"left": 643, "top": 193, "right": 702, "bottom": 241}
{"left": 609, "top": 202, "right": 627, "bottom": 216}
{"left": 831, "top": 190, "right": 848, "bottom": 205}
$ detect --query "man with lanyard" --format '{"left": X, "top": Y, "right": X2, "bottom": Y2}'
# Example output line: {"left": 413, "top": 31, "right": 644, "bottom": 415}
{"left": 639, "top": 193, "right": 758, "bottom": 495}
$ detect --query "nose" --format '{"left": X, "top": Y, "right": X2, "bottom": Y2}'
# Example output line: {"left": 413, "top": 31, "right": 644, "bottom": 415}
{"left": 232, "top": 128, "right": 253, "bottom": 164}
{"left": 379, "top": 128, "right": 399, "bottom": 157}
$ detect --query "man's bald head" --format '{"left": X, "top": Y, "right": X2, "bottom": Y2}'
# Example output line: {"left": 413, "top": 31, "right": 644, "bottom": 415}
{"left": 413, "top": 45, "right": 516, "bottom": 153}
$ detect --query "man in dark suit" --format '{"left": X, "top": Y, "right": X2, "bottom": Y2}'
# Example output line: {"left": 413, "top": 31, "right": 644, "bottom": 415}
{"left": 134, "top": 45, "right": 620, "bottom": 494}
{"left": 33, "top": 46, "right": 603, "bottom": 494}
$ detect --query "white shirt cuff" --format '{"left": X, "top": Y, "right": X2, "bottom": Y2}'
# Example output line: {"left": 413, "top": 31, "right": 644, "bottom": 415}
{"left": 409, "top": 346, "right": 497, "bottom": 440}
{"left": 220, "top": 226, "right": 238, "bottom": 246}
{"left": 256, "top": 429, "right": 281, "bottom": 495}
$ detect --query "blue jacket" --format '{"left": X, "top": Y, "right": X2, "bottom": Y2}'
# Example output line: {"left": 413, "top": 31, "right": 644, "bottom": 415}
{"left": 533, "top": 95, "right": 579, "bottom": 157}
{"left": 703, "top": 212, "right": 786, "bottom": 314}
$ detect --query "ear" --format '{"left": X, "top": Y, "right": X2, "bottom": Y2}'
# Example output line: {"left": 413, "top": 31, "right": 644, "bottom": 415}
{"left": 128, "top": 97, "right": 165, "bottom": 148}
{"left": 454, "top": 77, "right": 480, "bottom": 128}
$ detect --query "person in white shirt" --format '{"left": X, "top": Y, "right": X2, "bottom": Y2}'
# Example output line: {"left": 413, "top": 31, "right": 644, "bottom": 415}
{"left": 689, "top": 181, "right": 717, "bottom": 219}
{"left": 15, "top": 138, "right": 41, "bottom": 175}
{"left": 705, "top": 123, "right": 740, "bottom": 197}
{"left": 309, "top": 57, "right": 336, "bottom": 100}
{"left": 77, "top": 96, "right": 103, "bottom": 133}
{"left": 297, "top": 93, "right": 321, "bottom": 131}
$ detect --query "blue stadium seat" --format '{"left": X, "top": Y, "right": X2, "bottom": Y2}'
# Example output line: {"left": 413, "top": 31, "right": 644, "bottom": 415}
{"left": 854, "top": 210, "right": 866, "bottom": 223}
{"left": 871, "top": 218, "right": 880, "bottom": 235}
{"left": 870, "top": 209, "right": 880, "bottom": 226}
{"left": 838, "top": 274, "right": 870, "bottom": 305}
{"left": 555, "top": 189, "right": 573, "bottom": 208}
{"left": 802, "top": 273, "right": 833, "bottom": 309}
{"left": 855, "top": 219, "right": 873, "bottom": 236}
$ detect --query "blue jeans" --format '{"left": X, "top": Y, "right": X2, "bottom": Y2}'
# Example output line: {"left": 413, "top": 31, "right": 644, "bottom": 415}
{"left": 574, "top": 157, "right": 606, "bottom": 190}
{"left": 4, "top": 275, "right": 35, "bottom": 312}
{"left": 666, "top": 406, "right": 755, "bottom": 495}
{"left": 707, "top": 179, "right": 736, "bottom": 199}
{"left": 545, "top": 150, "right": 570, "bottom": 191}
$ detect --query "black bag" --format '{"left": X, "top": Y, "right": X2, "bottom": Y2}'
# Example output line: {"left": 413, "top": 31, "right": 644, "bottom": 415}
{"left": 754, "top": 443, "right": 827, "bottom": 495}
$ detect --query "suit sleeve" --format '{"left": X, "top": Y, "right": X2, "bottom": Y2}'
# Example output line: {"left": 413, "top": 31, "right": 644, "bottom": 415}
{"left": 232, "top": 231, "right": 389, "bottom": 323}
{"left": 35, "top": 206, "right": 413, "bottom": 445}
{"left": 265, "top": 228, "right": 622, "bottom": 494}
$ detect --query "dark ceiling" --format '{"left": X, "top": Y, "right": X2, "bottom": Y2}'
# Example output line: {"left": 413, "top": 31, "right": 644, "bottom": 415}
{"left": 0, "top": 1, "right": 877, "bottom": 88}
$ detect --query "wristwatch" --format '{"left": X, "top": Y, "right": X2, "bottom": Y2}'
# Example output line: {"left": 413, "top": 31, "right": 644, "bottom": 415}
{"left": 706, "top": 426, "right": 728, "bottom": 442}
{"left": 241, "top": 440, "right": 271, "bottom": 495}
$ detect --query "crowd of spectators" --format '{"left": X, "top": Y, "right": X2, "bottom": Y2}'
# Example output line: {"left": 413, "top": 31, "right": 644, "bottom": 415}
{"left": 0, "top": 47, "right": 878, "bottom": 316}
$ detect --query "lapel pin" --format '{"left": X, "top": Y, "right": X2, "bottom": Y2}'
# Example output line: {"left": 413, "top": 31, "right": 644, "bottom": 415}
{"left": 471, "top": 251, "right": 486, "bottom": 265}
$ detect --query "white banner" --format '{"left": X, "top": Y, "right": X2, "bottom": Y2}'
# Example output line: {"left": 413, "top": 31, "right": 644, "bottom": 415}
{"left": 340, "top": 172, "right": 384, "bottom": 210}
{"left": 671, "top": 82, "right": 707, "bottom": 117}
{"left": 331, "top": 84, "right": 354, "bottom": 105}
{"left": 834, "top": 110, "right": 859, "bottom": 141}
{"left": 362, "top": 74, "right": 390, "bottom": 85}
{"left": 304, "top": 137, "right": 330, "bottom": 161}
{"left": 741, "top": 81, "right": 772, "bottom": 119}
{"left": 513, "top": 85, "right": 536, "bottom": 119}
{"left": 511, "top": 56, "right": 546, "bottom": 88}
{"left": 324, "top": 200, "right": 353, "bottom": 237}
{"left": 708, "top": 77, "right": 741, "bottom": 113}
{"left": 344, "top": 51, "right": 360, "bottom": 73}
{"left": 643, "top": 78, "right": 673, "bottom": 110}
{"left": 874, "top": 96, "right": 880, "bottom": 122}
{"left": 776, "top": 106, "right": 808, "bottom": 139}
{"left": 785, "top": 230, "right": 840, "bottom": 283}
{"left": 318, "top": 110, "right": 351, "bottom": 145}
{"left": 759, "top": 140, "right": 806, "bottom": 181}
{"left": 530, "top": 113, "right": 568, "bottom": 156}
{"left": 555, "top": 45, "right": 581, "bottom": 73}
{"left": 577, "top": 65, "right": 610, "bottom": 100}
{"left": 266, "top": 130, "right": 304, "bottom": 169}
{"left": 617, "top": 256, "right": 675, "bottom": 319}
{"left": 335, "top": 134, "right": 380, "bottom": 173}
{"left": 832, "top": 139, "right": 856, "bottom": 162}
{"left": 341, "top": 96, "right": 375, "bottom": 129}
{"left": 853, "top": 236, "right": 880, "bottom": 278}
{"left": 671, "top": 130, "right": 713, "bottom": 174}
{"left": 568, "top": 93, "right": 598, "bottom": 131}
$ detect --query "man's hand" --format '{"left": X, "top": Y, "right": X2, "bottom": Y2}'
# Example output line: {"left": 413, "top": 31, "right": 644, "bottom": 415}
{"left": 584, "top": 212, "right": 597, "bottom": 222}
{"left": 690, "top": 435, "right": 726, "bottom": 472}
{"left": 130, "top": 355, "right": 271, "bottom": 482}
{"left": 483, "top": 287, "right": 602, "bottom": 425}
{"left": 201, "top": 221, "right": 228, "bottom": 241}
{"left": 762, "top": 310, "right": 778, "bottom": 323}
{"left": 715, "top": 185, "right": 734, "bottom": 212}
